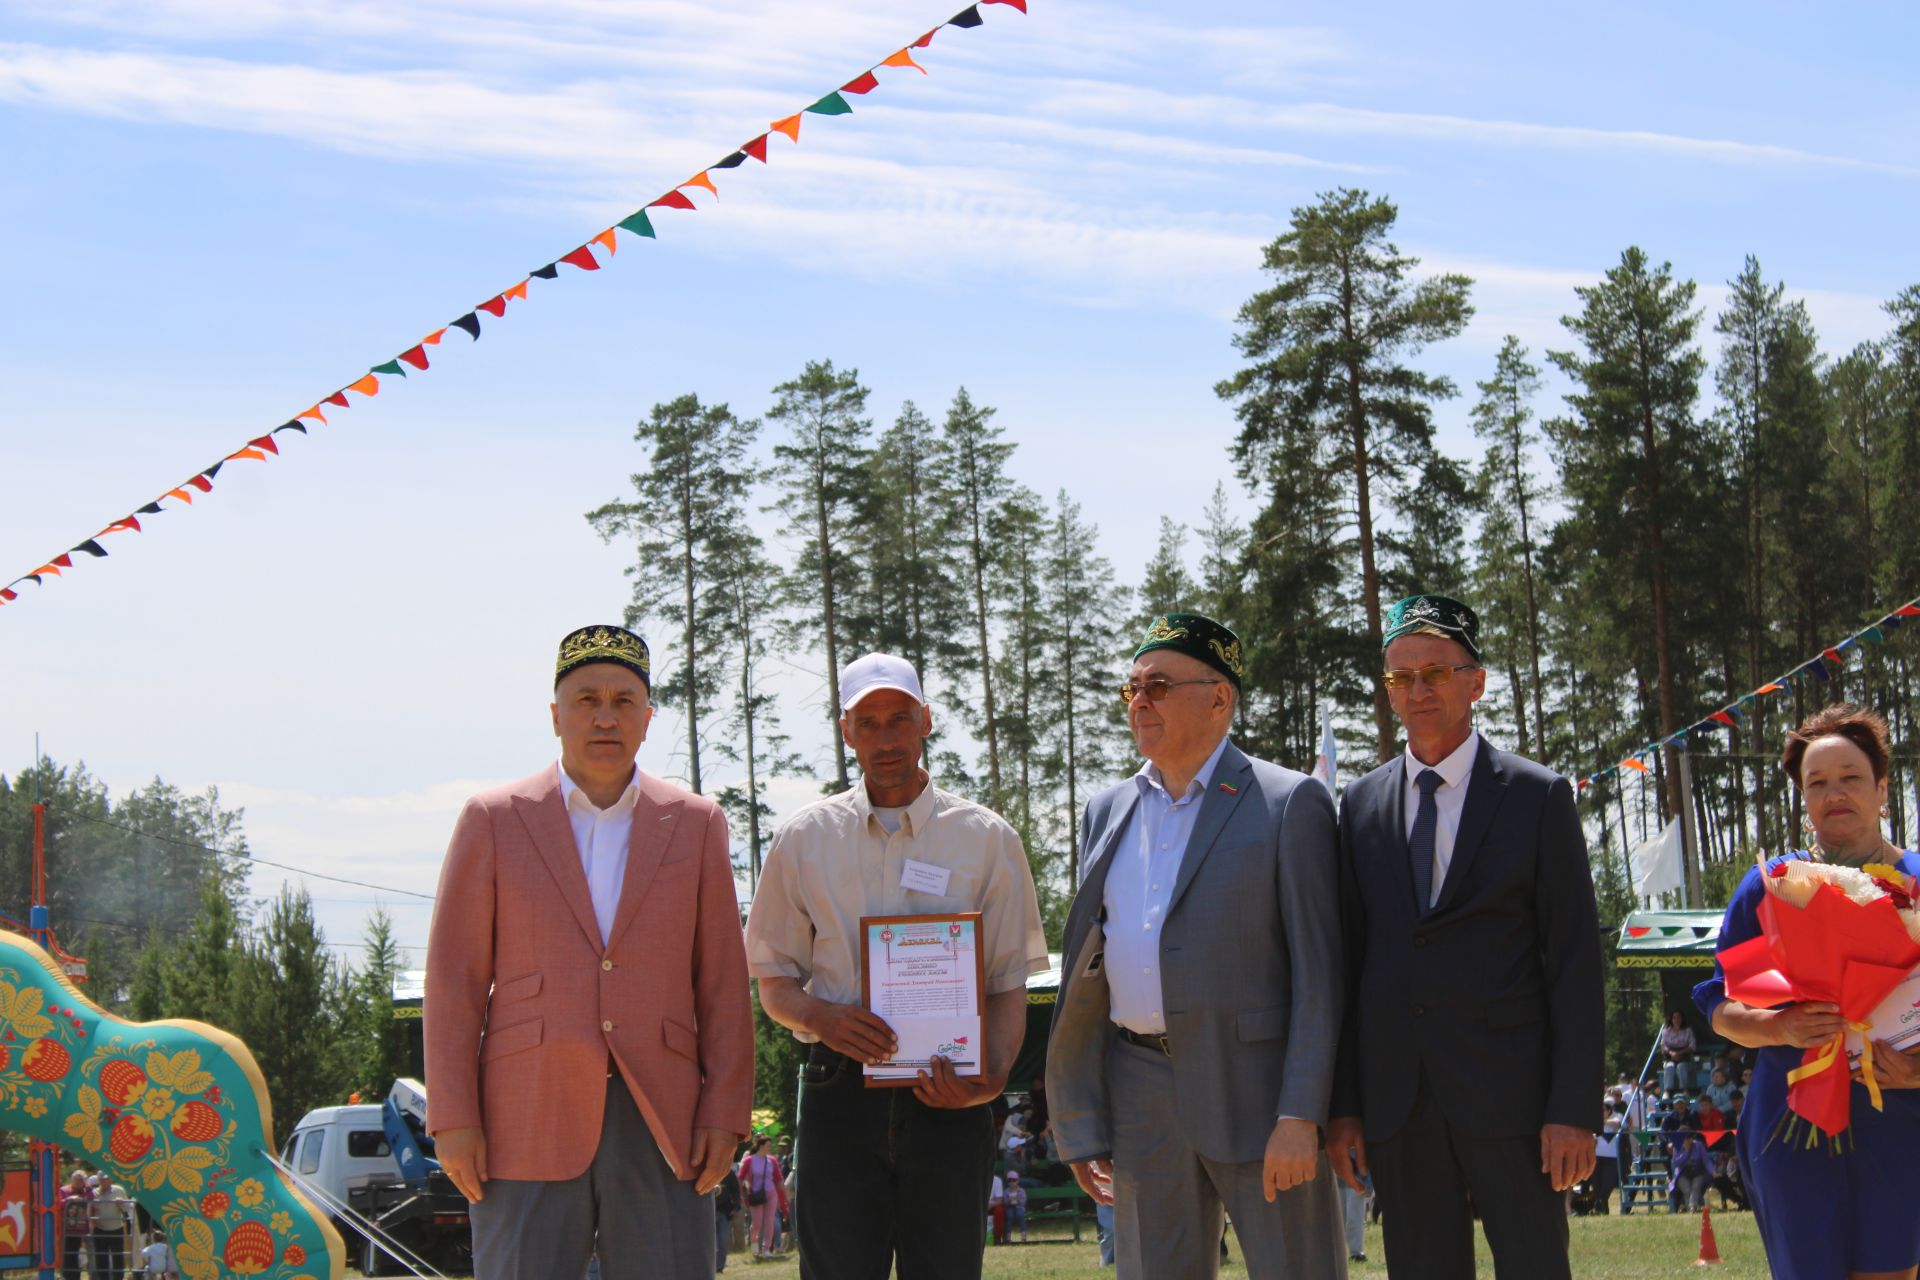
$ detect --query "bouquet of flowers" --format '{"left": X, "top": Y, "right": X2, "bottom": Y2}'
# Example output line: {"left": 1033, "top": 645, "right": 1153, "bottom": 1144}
{"left": 1718, "top": 857, "right": 1920, "bottom": 1138}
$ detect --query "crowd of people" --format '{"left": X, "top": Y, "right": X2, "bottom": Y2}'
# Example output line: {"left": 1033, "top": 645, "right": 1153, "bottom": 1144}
{"left": 56, "top": 1169, "right": 175, "bottom": 1278}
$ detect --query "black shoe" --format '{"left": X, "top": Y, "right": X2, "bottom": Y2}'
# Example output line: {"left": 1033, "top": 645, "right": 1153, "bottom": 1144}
{"left": 1350, "top": 1253, "right": 1367, "bottom": 1263}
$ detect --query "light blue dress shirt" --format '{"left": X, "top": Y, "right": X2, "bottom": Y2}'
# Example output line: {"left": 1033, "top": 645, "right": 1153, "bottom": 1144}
{"left": 1102, "top": 735, "right": 1232, "bottom": 1034}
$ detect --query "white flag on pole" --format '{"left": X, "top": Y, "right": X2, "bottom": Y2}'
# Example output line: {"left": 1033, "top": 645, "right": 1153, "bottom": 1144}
{"left": 1630, "top": 820, "right": 1685, "bottom": 900}
{"left": 1311, "top": 707, "right": 1338, "bottom": 795}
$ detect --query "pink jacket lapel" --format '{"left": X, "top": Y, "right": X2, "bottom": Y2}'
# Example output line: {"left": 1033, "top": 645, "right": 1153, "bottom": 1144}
{"left": 605, "top": 773, "right": 685, "bottom": 951}
{"left": 509, "top": 765, "right": 604, "bottom": 953}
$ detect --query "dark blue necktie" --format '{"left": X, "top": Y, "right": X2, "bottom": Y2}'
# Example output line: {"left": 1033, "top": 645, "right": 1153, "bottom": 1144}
{"left": 1410, "top": 768, "right": 1441, "bottom": 913}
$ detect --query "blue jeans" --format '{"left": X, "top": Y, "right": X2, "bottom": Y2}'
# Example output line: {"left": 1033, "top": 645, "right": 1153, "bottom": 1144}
{"left": 1096, "top": 1202, "right": 1115, "bottom": 1266}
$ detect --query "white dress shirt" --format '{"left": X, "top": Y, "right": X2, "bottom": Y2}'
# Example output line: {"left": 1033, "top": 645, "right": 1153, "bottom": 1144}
{"left": 1103, "top": 735, "right": 1231, "bottom": 1035}
{"left": 1401, "top": 732, "right": 1480, "bottom": 908}
{"left": 556, "top": 761, "right": 642, "bottom": 946}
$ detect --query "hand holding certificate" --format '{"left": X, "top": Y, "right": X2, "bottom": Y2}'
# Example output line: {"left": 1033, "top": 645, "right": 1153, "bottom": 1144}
{"left": 860, "top": 912, "right": 986, "bottom": 1086}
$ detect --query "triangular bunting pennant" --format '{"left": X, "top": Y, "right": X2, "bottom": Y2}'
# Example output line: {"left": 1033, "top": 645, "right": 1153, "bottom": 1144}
{"left": 273, "top": 421, "right": 307, "bottom": 435}
{"left": 1757, "top": 682, "right": 1784, "bottom": 694}
{"left": 1710, "top": 710, "right": 1738, "bottom": 728}
{"left": 618, "top": 210, "right": 658, "bottom": 238}
{"left": 1822, "top": 646, "right": 1844, "bottom": 666}
{"left": 982, "top": 0, "right": 1026, "bottom": 10}
{"left": 71, "top": 540, "right": 107, "bottom": 558}
{"left": 947, "top": 6, "right": 983, "bottom": 28}
{"left": 187, "top": 475, "right": 213, "bottom": 493}
{"left": 371, "top": 359, "right": 406, "bottom": 377}
{"left": 770, "top": 114, "right": 803, "bottom": 142}
{"left": 1901, "top": 603, "right": 1920, "bottom": 617}
{"left": 31, "top": 566, "right": 59, "bottom": 578}
{"left": 423, "top": 328, "right": 446, "bottom": 345}
{"left": 806, "top": 92, "right": 853, "bottom": 116}
{"left": 743, "top": 134, "right": 770, "bottom": 163}
{"left": 1692, "top": 926, "right": 1712, "bottom": 938}
{"left": 559, "top": 246, "right": 601, "bottom": 271}
{"left": 297, "top": 405, "right": 327, "bottom": 425}
{"left": 1805, "top": 658, "right": 1831, "bottom": 681}
{"left": 1625, "top": 926, "right": 1651, "bottom": 938}
{"left": 592, "top": 229, "right": 618, "bottom": 255}
{"left": 842, "top": 71, "right": 880, "bottom": 95}
{"left": 713, "top": 150, "right": 748, "bottom": 169}
{"left": 347, "top": 374, "right": 380, "bottom": 397}
{"left": 478, "top": 296, "right": 508, "bottom": 317}
{"left": 914, "top": 26, "right": 941, "bottom": 45}
{"left": 164, "top": 489, "right": 193, "bottom": 504}
{"left": 249, "top": 436, "right": 279, "bottom": 454}
{"left": 683, "top": 171, "right": 720, "bottom": 197}
{"left": 530, "top": 263, "right": 560, "bottom": 280}
{"left": 226, "top": 447, "right": 267, "bottom": 462}
{"left": 451, "top": 312, "right": 482, "bottom": 339}
{"left": 136, "top": 502, "right": 163, "bottom": 515}
{"left": 103, "top": 518, "right": 141, "bottom": 535}
{"left": 398, "top": 345, "right": 430, "bottom": 370}
{"left": 324, "top": 392, "right": 351, "bottom": 409}
{"left": 650, "top": 190, "right": 698, "bottom": 211}
{"left": 504, "top": 280, "right": 529, "bottom": 301}
{"left": 882, "top": 49, "right": 927, "bottom": 73}
{"left": 1622, "top": 758, "right": 1649, "bottom": 773}
{"left": 0, "top": 590, "right": 15, "bottom": 603}
{"left": 201, "top": 462, "right": 223, "bottom": 481}
{"left": 1861, "top": 626, "right": 1886, "bottom": 644}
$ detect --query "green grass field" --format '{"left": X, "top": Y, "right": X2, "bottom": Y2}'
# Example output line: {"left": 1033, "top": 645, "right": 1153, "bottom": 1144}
{"left": 725, "top": 1207, "right": 1768, "bottom": 1278}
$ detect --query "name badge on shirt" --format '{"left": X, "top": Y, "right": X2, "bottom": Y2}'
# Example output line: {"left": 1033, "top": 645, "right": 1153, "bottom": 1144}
{"left": 900, "top": 859, "right": 952, "bottom": 896}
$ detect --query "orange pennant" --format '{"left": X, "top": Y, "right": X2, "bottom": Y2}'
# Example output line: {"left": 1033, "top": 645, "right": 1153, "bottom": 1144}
{"left": 298, "top": 405, "right": 328, "bottom": 425}
{"left": 32, "top": 564, "right": 62, "bottom": 578}
{"left": 227, "top": 447, "right": 267, "bottom": 462}
{"left": 505, "top": 279, "right": 529, "bottom": 302}
{"left": 1622, "top": 758, "right": 1650, "bottom": 773}
{"left": 423, "top": 328, "right": 446, "bottom": 345}
{"left": 347, "top": 374, "right": 380, "bottom": 397}
{"left": 593, "top": 228, "right": 618, "bottom": 256}
{"left": 683, "top": 171, "right": 719, "bottom": 197}
{"left": 165, "top": 488, "right": 194, "bottom": 504}
{"left": 771, "top": 113, "right": 802, "bottom": 142}
{"left": 882, "top": 49, "right": 927, "bottom": 73}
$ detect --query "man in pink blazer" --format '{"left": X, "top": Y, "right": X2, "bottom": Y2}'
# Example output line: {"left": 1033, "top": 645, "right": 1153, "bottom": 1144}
{"left": 426, "top": 624, "right": 754, "bottom": 1280}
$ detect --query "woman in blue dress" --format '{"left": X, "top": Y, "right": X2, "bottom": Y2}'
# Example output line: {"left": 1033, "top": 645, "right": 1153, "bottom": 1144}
{"left": 1695, "top": 704, "right": 1920, "bottom": 1280}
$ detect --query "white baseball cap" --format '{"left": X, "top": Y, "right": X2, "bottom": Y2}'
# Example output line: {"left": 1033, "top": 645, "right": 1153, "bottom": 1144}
{"left": 840, "top": 653, "right": 926, "bottom": 711}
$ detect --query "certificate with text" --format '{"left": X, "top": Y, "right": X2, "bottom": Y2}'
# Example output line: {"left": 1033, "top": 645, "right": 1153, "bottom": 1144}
{"left": 859, "top": 912, "right": 986, "bottom": 1086}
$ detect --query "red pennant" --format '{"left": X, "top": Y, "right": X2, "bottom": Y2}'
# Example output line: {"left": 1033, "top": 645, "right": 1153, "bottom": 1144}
{"left": 650, "top": 190, "right": 697, "bottom": 211}
{"left": 324, "top": 392, "right": 351, "bottom": 409}
{"left": 1626, "top": 926, "right": 1652, "bottom": 938}
{"left": 983, "top": 0, "right": 1027, "bottom": 9}
{"left": 1900, "top": 604, "right": 1920, "bottom": 618}
{"left": 842, "top": 71, "right": 880, "bottom": 95}
{"left": 52, "top": 554, "right": 73, "bottom": 569}
{"left": 913, "top": 27, "right": 937, "bottom": 48}
{"left": 478, "top": 295, "right": 508, "bottom": 317}
{"left": 1823, "top": 647, "right": 1844, "bottom": 666}
{"left": 103, "top": 518, "right": 142, "bottom": 535}
{"left": 743, "top": 134, "right": 769, "bottom": 162}
{"left": 249, "top": 436, "right": 279, "bottom": 455}
{"left": 1711, "top": 711, "right": 1737, "bottom": 727}
{"left": 187, "top": 475, "right": 213, "bottom": 493}
{"left": 559, "top": 245, "right": 601, "bottom": 271}
{"left": 398, "top": 345, "right": 430, "bottom": 370}
{"left": 0, "top": 589, "right": 14, "bottom": 603}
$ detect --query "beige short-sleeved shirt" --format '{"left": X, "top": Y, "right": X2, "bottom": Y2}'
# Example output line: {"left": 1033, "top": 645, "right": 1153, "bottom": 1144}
{"left": 745, "top": 776, "right": 1049, "bottom": 1040}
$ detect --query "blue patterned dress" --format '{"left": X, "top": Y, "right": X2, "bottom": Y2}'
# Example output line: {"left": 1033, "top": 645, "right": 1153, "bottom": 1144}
{"left": 1694, "top": 851, "right": 1920, "bottom": 1278}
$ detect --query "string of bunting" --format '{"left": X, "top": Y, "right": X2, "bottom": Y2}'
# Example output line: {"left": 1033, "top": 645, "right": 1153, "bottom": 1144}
{"left": 0, "top": 0, "right": 1028, "bottom": 612}
{"left": 1574, "top": 593, "right": 1920, "bottom": 797}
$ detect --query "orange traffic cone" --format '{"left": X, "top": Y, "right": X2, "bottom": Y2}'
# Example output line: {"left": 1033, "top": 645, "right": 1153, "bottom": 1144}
{"left": 1696, "top": 1204, "right": 1722, "bottom": 1266}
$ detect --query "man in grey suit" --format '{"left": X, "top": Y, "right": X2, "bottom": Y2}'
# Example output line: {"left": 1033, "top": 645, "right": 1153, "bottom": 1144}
{"left": 1047, "top": 613, "right": 1347, "bottom": 1280}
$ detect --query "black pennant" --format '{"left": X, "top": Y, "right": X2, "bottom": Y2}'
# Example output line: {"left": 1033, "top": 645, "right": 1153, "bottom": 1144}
{"left": 531, "top": 263, "right": 560, "bottom": 280}
{"left": 274, "top": 420, "right": 308, "bottom": 435}
{"left": 72, "top": 540, "right": 107, "bottom": 558}
{"left": 452, "top": 312, "right": 482, "bottom": 340}
{"left": 949, "top": 5, "right": 984, "bottom": 27}
{"left": 202, "top": 461, "right": 224, "bottom": 480}
{"left": 137, "top": 502, "right": 163, "bottom": 515}
{"left": 713, "top": 151, "right": 748, "bottom": 169}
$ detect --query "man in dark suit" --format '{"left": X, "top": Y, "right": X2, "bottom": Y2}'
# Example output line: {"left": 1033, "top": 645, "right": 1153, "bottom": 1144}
{"left": 1324, "top": 594, "right": 1602, "bottom": 1280}
{"left": 1048, "top": 613, "right": 1347, "bottom": 1280}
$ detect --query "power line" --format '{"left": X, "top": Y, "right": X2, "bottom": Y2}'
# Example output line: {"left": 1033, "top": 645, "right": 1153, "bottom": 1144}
{"left": 69, "top": 815, "right": 436, "bottom": 901}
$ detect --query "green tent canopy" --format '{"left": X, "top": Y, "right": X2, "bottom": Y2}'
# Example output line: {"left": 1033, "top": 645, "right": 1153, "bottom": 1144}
{"left": 1615, "top": 910, "right": 1723, "bottom": 970}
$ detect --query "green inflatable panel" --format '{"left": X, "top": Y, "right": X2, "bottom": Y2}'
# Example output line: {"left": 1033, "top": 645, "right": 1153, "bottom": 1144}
{"left": 0, "top": 929, "right": 346, "bottom": 1280}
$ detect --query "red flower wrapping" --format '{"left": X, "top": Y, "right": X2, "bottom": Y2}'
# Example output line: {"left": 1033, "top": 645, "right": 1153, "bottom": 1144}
{"left": 1720, "top": 881, "right": 1920, "bottom": 1136}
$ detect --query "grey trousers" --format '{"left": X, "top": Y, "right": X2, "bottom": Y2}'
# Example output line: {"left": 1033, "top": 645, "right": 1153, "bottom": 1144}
{"left": 470, "top": 1075, "right": 715, "bottom": 1280}
{"left": 1110, "top": 1038, "right": 1347, "bottom": 1280}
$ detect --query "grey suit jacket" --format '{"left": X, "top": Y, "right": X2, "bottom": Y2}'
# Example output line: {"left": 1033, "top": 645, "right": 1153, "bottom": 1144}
{"left": 1045, "top": 739, "right": 1343, "bottom": 1166}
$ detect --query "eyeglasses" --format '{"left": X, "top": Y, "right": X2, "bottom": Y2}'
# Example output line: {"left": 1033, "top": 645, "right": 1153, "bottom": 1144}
{"left": 1381, "top": 663, "right": 1480, "bottom": 690}
{"left": 1119, "top": 676, "right": 1222, "bottom": 705}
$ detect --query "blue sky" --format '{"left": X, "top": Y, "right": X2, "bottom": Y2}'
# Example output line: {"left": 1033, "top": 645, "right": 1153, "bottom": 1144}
{"left": 3, "top": 0, "right": 1916, "bottom": 962}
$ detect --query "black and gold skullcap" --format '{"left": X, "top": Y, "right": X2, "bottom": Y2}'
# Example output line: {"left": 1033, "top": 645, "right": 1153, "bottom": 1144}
{"left": 554, "top": 624, "right": 651, "bottom": 688}
{"left": 1381, "top": 594, "right": 1481, "bottom": 661}
{"left": 1134, "top": 612, "right": 1243, "bottom": 688}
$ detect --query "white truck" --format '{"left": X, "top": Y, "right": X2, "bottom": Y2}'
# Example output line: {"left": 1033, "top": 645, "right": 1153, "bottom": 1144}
{"left": 281, "top": 1079, "right": 471, "bottom": 1276}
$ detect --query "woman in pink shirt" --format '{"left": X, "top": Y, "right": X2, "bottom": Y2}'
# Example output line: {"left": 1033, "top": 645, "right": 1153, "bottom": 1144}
{"left": 737, "top": 1137, "right": 788, "bottom": 1259}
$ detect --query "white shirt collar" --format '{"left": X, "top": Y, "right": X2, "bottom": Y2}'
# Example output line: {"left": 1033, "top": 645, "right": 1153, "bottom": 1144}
{"left": 1136, "top": 734, "right": 1232, "bottom": 805}
{"left": 556, "top": 760, "right": 642, "bottom": 815}
{"left": 1403, "top": 731, "right": 1479, "bottom": 791}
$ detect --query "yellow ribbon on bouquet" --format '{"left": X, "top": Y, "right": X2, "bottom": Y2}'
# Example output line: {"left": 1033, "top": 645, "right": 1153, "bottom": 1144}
{"left": 1787, "top": 1024, "right": 1884, "bottom": 1113}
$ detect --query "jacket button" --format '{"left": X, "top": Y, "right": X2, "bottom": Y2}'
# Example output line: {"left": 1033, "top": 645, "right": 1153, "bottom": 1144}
{"left": 602, "top": 959, "right": 614, "bottom": 971}
{"left": 602, "top": 1020, "right": 614, "bottom": 1032}
{"left": 1412, "top": 1005, "right": 1425, "bottom": 1017}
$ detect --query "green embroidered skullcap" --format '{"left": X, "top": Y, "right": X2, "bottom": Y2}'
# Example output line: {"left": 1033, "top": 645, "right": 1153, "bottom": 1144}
{"left": 555, "top": 624, "right": 651, "bottom": 688}
{"left": 1134, "top": 613, "right": 1244, "bottom": 688}
{"left": 1382, "top": 594, "right": 1481, "bottom": 661}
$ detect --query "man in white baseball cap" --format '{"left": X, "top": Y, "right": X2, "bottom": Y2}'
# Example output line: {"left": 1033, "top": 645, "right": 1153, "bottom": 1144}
{"left": 745, "top": 653, "right": 1047, "bottom": 1280}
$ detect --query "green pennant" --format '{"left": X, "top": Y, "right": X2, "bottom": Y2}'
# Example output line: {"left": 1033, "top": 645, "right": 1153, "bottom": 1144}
{"left": 1861, "top": 626, "right": 1886, "bottom": 644}
{"left": 371, "top": 359, "right": 406, "bottom": 377}
{"left": 617, "top": 209, "right": 657, "bottom": 238}
{"left": 806, "top": 92, "right": 853, "bottom": 116}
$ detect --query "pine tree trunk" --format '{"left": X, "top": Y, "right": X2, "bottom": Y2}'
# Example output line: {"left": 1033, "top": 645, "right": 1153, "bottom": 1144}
{"left": 1510, "top": 426, "right": 1547, "bottom": 753}
{"left": 682, "top": 466, "right": 701, "bottom": 794}
{"left": 817, "top": 452, "right": 849, "bottom": 791}
{"left": 1342, "top": 278, "right": 1395, "bottom": 763}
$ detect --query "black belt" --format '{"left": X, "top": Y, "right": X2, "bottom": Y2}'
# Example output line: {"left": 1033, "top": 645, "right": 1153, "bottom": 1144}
{"left": 1116, "top": 1026, "right": 1171, "bottom": 1055}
